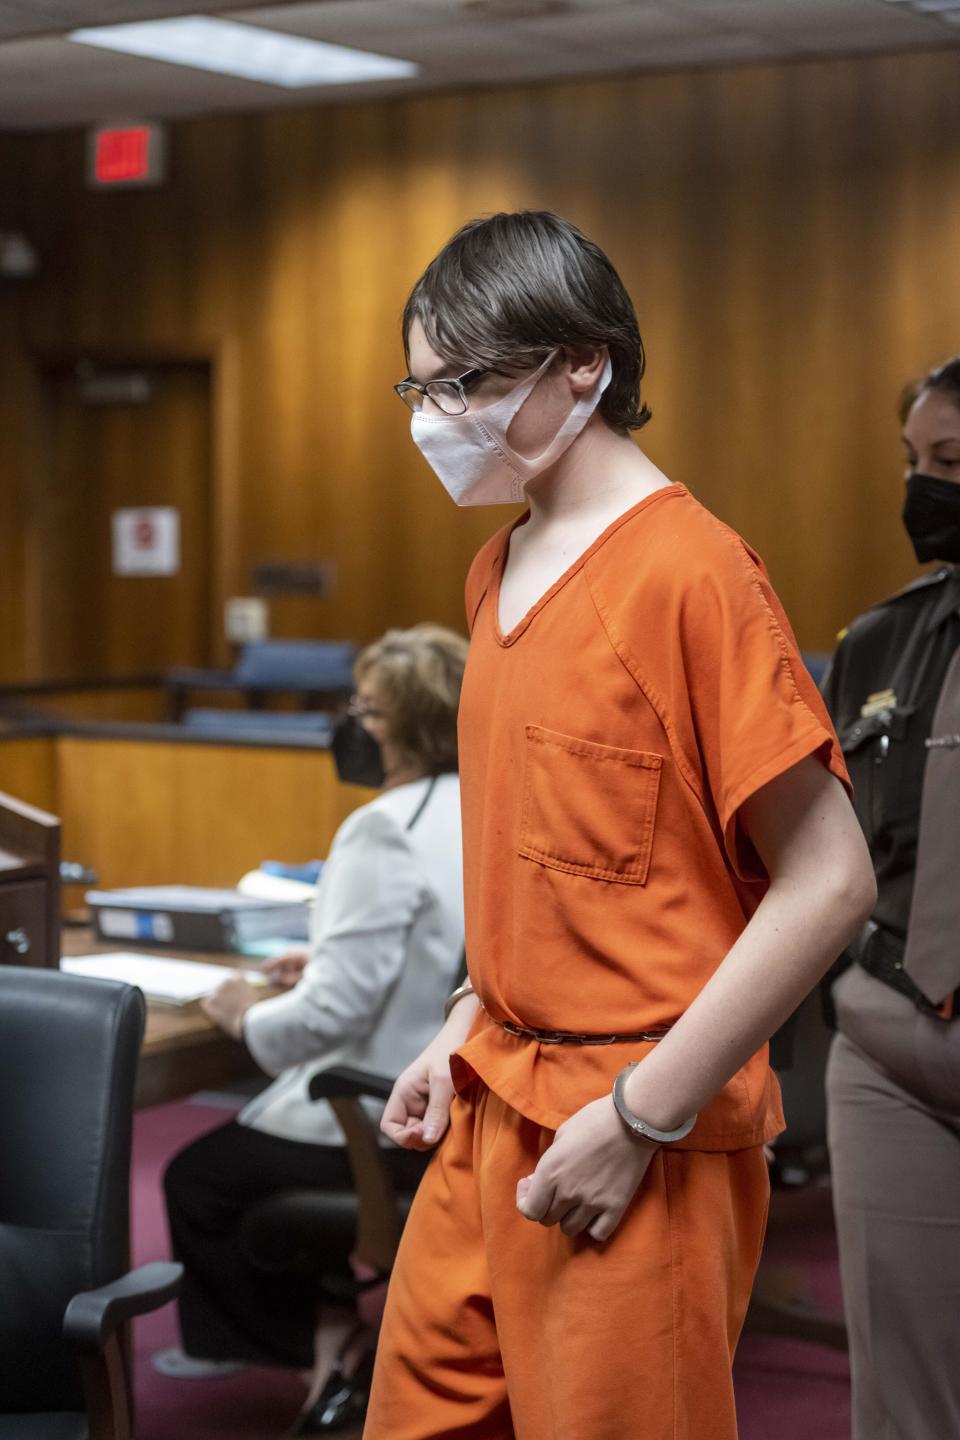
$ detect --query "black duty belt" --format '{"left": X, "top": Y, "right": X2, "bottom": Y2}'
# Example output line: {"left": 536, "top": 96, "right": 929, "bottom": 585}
{"left": 855, "top": 921, "right": 959, "bottom": 1022}
{"left": 498, "top": 1019, "right": 672, "bottom": 1046}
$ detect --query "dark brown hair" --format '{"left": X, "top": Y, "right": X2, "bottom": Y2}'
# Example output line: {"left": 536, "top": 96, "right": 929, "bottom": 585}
{"left": 355, "top": 624, "right": 468, "bottom": 775}
{"left": 402, "top": 211, "right": 651, "bottom": 434}
{"left": 898, "top": 354, "right": 960, "bottom": 424}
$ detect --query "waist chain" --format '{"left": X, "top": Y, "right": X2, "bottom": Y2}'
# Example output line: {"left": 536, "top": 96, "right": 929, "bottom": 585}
{"left": 496, "top": 1017, "right": 672, "bottom": 1046}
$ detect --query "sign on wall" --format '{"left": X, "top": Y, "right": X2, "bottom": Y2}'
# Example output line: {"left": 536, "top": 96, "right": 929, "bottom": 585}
{"left": 112, "top": 507, "right": 180, "bottom": 576}
{"left": 87, "top": 122, "right": 167, "bottom": 188}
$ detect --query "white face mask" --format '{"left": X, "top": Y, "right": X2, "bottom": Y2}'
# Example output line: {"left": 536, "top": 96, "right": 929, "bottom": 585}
{"left": 410, "top": 351, "right": 613, "bottom": 507}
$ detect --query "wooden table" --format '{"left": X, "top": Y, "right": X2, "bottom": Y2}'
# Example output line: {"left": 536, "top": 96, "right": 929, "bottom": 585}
{"left": 61, "top": 925, "right": 269, "bottom": 1109}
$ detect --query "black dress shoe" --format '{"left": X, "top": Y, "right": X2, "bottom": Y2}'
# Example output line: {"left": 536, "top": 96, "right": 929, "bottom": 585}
{"left": 290, "top": 1350, "right": 374, "bottom": 1435}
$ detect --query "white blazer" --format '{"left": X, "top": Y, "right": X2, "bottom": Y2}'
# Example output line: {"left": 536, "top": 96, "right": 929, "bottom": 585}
{"left": 239, "top": 773, "right": 464, "bottom": 1146}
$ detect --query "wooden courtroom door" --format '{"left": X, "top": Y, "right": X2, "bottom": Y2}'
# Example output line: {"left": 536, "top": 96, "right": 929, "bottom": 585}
{"left": 30, "top": 360, "right": 213, "bottom": 681}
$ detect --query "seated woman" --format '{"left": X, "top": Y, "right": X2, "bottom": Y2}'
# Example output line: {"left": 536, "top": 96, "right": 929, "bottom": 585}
{"left": 157, "top": 623, "right": 468, "bottom": 1431}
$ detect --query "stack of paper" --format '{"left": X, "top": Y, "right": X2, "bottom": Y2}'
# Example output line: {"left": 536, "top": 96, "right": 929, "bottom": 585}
{"left": 237, "top": 869, "right": 317, "bottom": 903}
{"left": 61, "top": 953, "right": 268, "bottom": 1005}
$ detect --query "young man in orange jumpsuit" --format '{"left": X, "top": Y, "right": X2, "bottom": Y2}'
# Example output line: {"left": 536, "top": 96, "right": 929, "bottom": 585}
{"left": 366, "top": 212, "right": 875, "bottom": 1440}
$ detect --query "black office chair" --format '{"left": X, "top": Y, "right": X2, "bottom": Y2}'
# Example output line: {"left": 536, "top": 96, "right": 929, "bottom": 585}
{"left": 241, "top": 953, "right": 467, "bottom": 1302}
{"left": 240, "top": 1069, "right": 428, "bottom": 1310}
{"left": 0, "top": 967, "right": 182, "bottom": 1439}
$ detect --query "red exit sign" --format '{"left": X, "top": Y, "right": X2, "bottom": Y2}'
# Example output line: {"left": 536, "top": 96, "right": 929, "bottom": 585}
{"left": 87, "top": 123, "right": 167, "bottom": 188}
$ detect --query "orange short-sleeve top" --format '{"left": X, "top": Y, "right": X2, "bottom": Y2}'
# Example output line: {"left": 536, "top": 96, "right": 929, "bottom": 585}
{"left": 450, "top": 483, "right": 850, "bottom": 1151}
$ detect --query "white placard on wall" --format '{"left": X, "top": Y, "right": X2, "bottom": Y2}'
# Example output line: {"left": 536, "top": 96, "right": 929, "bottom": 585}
{"left": 225, "top": 597, "right": 270, "bottom": 644}
{"left": 112, "top": 507, "right": 180, "bottom": 576}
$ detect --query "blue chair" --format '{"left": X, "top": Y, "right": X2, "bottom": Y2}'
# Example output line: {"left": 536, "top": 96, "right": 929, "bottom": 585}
{"left": 166, "top": 641, "right": 356, "bottom": 721}
{"left": 233, "top": 642, "right": 356, "bottom": 692}
{"left": 182, "top": 708, "right": 334, "bottom": 744}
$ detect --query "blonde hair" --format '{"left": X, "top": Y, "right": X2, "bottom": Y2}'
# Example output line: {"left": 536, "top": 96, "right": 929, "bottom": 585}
{"left": 355, "top": 624, "right": 468, "bottom": 775}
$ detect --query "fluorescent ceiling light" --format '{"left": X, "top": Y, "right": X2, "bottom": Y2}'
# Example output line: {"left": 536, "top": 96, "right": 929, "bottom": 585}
{"left": 68, "top": 15, "right": 419, "bottom": 89}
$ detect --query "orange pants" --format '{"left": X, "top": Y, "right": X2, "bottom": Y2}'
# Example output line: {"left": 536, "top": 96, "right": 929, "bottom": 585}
{"left": 365, "top": 1081, "right": 769, "bottom": 1440}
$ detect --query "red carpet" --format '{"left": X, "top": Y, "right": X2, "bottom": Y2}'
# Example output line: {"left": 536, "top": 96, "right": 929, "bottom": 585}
{"left": 131, "top": 1101, "right": 307, "bottom": 1439}
{"left": 735, "top": 1185, "right": 851, "bottom": 1439}
{"left": 131, "top": 1101, "right": 851, "bottom": 1438}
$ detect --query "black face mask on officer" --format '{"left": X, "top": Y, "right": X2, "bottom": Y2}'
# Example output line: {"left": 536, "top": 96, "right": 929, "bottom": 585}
{"left": 902, "top": 472, "right": 960, "bottom": 565}
{"left": 331, "top": 713, "right": 386, "bottom": 788}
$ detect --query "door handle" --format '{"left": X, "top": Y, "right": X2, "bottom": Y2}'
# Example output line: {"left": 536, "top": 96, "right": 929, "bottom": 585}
{"left": 4, "top": 928, "right": 31, "bottom": 956}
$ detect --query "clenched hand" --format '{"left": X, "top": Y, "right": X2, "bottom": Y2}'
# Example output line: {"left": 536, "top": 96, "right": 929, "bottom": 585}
{"left": 516, "top": 1094, "right": 658, "bottom": 1242}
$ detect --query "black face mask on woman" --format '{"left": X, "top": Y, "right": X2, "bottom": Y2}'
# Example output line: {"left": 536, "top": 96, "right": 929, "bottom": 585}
{"left": 331, "top": 714, "right": 386, "bottom": 788}
{"left": 902, "top": 472, "right": 960, "bottom": 565}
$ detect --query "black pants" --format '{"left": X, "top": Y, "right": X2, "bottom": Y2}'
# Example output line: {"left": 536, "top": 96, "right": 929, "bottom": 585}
{"left": 164, "top": 1119, "right": 421, "bottom": 1369}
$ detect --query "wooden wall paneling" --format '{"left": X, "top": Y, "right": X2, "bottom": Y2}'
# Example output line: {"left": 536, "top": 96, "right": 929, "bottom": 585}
{"left": 56, "top": 736, "right": 373, "bottom": 890}
{"left": 203, "top": 336, "right": 243, "bottom": 668}
{"left": 1, "top": 47, "right": 959, "bottom": 672}
{"left": 11, "top": 687, "right": 169, "bottom": 725}
{"left": 240, "top": 106, "right": 351, "bottom": 644}
{"left": 0, "top": 738, "right": 59, "bottom": 815}
{"left": 0, "top": 137, "right": 30, "bottom": 684}
{"left": 0, "top": 324, "right": 29, "bottom": 682}
{"left": 182, "top": 120, "right": 251, "bottom": 668}
{"left": 664, "top": 62, "right": 834, "bottom": 604}
{"left": 26, "top": 361, "right": 213, "bottom": 680}
{"left": 330, "top": 101, "right": 423, "bottom": 643}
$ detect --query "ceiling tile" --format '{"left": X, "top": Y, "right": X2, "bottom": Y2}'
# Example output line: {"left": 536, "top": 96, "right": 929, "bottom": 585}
{"left": 0, "top": 0, "right": 238, "bottom": 38}
{"left": 231, "top": 0, "right": 476, "bottom": 43}
{"left": 672, "top": 0, "right": 939, "bottom": 34}
{"left": 501, "top": 5, "right": 710, "bottom": 48}
{"left": 0, "top": 0, "right": 958, "bottom": 131}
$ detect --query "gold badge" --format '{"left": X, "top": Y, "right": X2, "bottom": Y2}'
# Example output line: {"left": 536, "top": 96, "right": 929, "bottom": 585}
{"left": 860, "top": 689, "right": 897, "bottom": 718}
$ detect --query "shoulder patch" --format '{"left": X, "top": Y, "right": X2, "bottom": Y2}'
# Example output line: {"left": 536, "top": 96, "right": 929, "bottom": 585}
{"left": 841, "top": 567, "right": 953, "bottom": 633}
{"left": 880, "top": 567, "right": 952, "bottom": 606}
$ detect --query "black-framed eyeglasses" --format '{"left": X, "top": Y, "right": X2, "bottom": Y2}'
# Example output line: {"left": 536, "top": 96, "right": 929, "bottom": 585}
{"left": 394, "top": 366, "right": 490, "bottom": 417}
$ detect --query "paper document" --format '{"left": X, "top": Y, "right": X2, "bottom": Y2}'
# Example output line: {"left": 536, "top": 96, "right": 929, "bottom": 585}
{"left": 61, "top": 953, "right": 268, "bottom": 1005}
{"left": 237, "top": 870, "right": 317, "bottom": 903}
{"left": 85, "top": 886, "right": 295, "bottom": 912}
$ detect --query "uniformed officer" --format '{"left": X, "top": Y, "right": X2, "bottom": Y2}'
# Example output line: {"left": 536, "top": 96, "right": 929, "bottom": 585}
{"left": 821, "top": 354, "right": 960, "bottom": 1440}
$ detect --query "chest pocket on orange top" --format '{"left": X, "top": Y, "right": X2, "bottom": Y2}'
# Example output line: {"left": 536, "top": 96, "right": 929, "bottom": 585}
{"left": 518, "top": 724, "right": 663, "bottom": 884}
